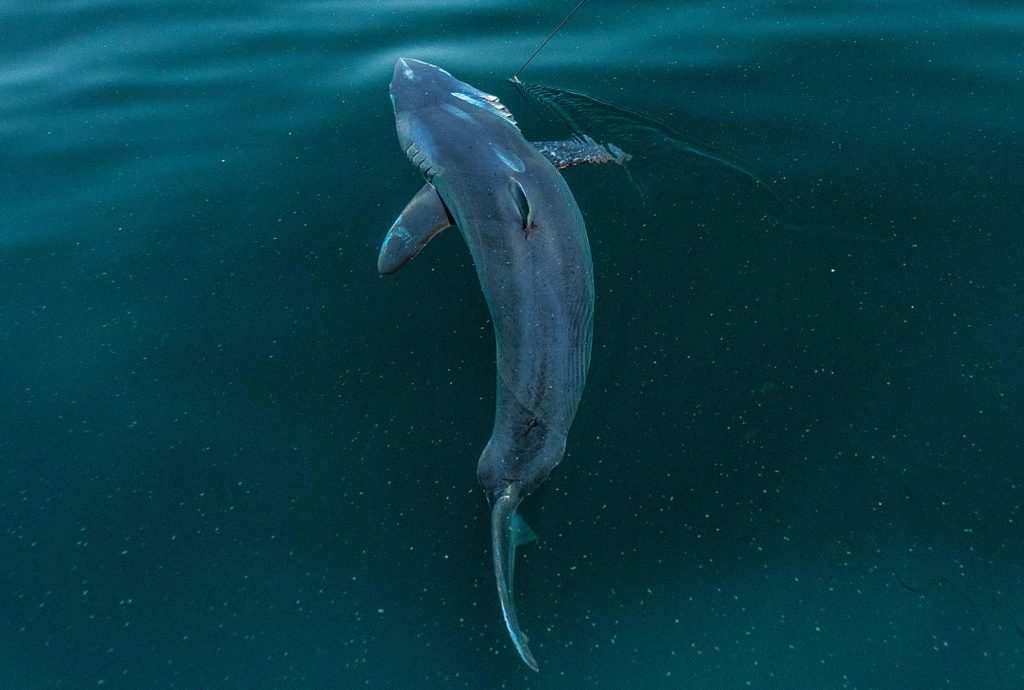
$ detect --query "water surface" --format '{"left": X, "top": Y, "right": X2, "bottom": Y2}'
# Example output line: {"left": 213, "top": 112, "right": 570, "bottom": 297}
{"left": 2, "top": 1, "right": 1022, "bottom": 687}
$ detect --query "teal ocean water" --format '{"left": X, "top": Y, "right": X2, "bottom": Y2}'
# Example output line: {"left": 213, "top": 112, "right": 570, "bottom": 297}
{"left": 2, "top": 1, "right": 1022, "bottom": 687}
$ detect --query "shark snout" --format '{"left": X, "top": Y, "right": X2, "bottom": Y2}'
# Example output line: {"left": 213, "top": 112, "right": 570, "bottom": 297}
{"left": 392, "top": 57, "right": 440, "bottom": 83}
{"left": 391, "top": 58, "right": 455, "bottom": 87}
{"left": 390, "top": 58, "right": 459, "bottom": 123}
{"left": 393, "top": 57, "right": 417, "bottom": 82}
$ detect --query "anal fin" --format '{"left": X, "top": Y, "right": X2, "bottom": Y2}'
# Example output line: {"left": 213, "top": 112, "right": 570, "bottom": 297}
{"left": 378, "top": 184, "right": 454, "bottom": 275}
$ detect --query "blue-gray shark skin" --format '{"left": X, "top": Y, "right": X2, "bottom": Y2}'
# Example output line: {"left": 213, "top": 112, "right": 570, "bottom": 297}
{"left": 389, "top": 58, "right": 595, "bottom": 671}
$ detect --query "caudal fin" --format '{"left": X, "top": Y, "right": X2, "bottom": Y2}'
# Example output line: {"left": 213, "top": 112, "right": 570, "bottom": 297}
{"left": 490, "top": 487, "right": 539, "bottom": 672}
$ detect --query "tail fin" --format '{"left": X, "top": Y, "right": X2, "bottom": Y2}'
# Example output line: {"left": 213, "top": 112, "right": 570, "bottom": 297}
{"left": 490, "top": 486, "right": 540, "bottom": 671}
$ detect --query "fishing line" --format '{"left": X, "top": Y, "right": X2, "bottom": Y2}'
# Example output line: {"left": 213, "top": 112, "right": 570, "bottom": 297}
{"left": 511, "top": 0, "right": 591, "bottom": 82}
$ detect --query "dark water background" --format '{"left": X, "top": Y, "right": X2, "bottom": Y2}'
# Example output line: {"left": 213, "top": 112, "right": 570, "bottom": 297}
{"left": 2, "top": 1, "right": 1022, "bottom": 687}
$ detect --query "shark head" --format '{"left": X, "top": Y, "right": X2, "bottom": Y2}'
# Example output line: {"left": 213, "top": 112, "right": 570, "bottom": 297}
{"left": 389, "top": 58, "right": 519, "bottom": 181}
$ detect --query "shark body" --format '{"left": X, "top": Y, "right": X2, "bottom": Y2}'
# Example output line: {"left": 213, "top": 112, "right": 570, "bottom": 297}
{"left": 384, "top": 58, "right": 625, "bottom": 670}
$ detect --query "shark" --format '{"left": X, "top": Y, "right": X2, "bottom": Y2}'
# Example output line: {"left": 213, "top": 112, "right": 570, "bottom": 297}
{"left": 382, "top": 58, "right": 627, "bottom": 671}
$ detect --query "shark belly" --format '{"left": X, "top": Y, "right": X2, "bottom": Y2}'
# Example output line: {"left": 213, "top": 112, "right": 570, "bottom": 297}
{"left": 438, "top": 160, "right": 594, "bottom": 446}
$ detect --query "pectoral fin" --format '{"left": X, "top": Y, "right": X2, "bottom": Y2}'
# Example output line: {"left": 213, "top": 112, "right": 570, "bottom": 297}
{"left": 378, "top": 184, "right": 453, "bottom": 275}
{"left": 530, "top": 135, "right": 631, "bottom": 170}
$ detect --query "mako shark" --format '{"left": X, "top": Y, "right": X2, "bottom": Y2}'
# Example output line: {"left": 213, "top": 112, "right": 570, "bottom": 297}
{"left": 382, "top": 58, "right": 627, "bottom": 671}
